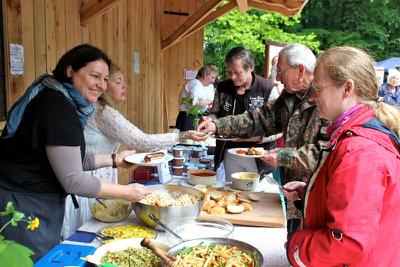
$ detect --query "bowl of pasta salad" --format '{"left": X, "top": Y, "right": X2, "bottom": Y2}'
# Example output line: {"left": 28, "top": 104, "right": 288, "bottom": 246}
{"left": 165, "top": 237, "right": 264, "bottom": 267}
{"left": 132, "top": 185, "right": 205, "bottom": 229}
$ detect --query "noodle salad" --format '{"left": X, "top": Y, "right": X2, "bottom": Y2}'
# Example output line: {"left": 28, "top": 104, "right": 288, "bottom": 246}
{"left": 173, "top": 242, "right": 258, "bottom": 267}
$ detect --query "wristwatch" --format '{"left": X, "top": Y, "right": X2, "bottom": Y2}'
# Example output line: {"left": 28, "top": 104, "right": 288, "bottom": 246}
{"left": 256, "top": 136, "right": 264, "bottom": 144}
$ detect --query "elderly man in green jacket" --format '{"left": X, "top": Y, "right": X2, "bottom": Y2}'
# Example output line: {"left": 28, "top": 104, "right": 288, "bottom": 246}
{"left": 197, "top": 43, "right": 330, "bottom": 233}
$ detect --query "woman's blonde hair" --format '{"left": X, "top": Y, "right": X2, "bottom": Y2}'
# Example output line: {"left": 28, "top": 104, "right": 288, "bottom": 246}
{"left": 317, "top": 46, "right": 400, "bottom": 137}
{"left": 97, "top": 63, "right": 122, "bottom": 111}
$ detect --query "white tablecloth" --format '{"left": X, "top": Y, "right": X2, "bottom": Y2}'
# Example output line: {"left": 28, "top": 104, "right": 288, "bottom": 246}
{"left": 63, "top": 176, "right": 290, "bottom": 267}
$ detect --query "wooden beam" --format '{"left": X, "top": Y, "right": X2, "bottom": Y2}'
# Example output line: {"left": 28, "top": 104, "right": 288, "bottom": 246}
{"left": 80, "top": 0, "right": 124, "bottom": 26}
{"left": 181, "top": 1, "right": 237, "bottom": 42}
{"left": 248, "top": 0, "right": 305, "bottom": 17}
{"left": 161, "top": 0, "right": 224, "bottom": 51}
{"left": 234, "top": 0, "right": 248, "bottom": 13}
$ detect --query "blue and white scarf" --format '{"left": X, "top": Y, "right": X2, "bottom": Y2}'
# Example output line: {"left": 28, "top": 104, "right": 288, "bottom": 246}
{"left": 3, "top": 74, "right": 94, "bottom": 138}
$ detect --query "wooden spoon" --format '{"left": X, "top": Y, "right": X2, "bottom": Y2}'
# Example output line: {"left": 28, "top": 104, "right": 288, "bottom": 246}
{"left": 141, "top": 237, "right": 176, "bottom": 266}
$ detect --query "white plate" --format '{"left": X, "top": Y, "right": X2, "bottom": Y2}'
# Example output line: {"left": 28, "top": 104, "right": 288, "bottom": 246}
{"left": 222, "top": 182, "right": 266, "bottom": 192}
{"left": 227, "top": 148, "right": 267, "bottom": 158}
{"left": 88, "top": 238, "right": 170, "bottom": 265}
{"left": 212, "top": 135, "right": 239, "bottom": 141}
{"left": 180, "top": 179, "right": 224, "bottom": 188}
{"left": 125, "top": 153, "right": 173, "bottom": 166}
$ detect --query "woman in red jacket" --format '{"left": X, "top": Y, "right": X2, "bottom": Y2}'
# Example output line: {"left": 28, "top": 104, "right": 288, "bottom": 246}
{"left": 283, "top": 46, "right": 400, "bottom": 266}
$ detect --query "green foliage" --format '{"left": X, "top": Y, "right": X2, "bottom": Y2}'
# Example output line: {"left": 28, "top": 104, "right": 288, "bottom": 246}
{"left": 0, "top": 202, "right": 39, "bottom": 267}
{"left": 205, "top": 1, "right": 400, "bottom": 72}
{"left": 298, "top": 0, "right": 400, "bottom": 61}
{"left": 0, "top": 238, "right": 34, "bottom": 267}
{"left": 204, "top": 8, "right": 321, "bottom": 79}
{"left": 180, "top": 97, "right": 205, "bottom": 127}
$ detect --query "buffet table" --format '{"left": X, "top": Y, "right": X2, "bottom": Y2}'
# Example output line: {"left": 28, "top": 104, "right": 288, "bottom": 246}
{"left": 63, "top": 176, "right": 290, "bottom": 267}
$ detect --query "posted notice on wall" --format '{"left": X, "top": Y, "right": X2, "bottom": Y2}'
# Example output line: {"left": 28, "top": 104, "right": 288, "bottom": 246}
{"left": 134, "top": 51, "right": 139, "bottom": 74}
{"left": 10, "top": 44, "right": 24, "bottom": 75}
{"left": 184, "top": 69, "right": 198, "bottom": 81}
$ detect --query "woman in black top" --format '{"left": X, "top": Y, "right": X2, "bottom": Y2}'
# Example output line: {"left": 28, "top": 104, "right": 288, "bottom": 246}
{"left": 0, "top": 44, "right": 151, "bottom": 262}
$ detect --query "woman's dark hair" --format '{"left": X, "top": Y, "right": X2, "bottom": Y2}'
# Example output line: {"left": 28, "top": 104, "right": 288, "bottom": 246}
{"left": 53, "top": 44, "right": 111, "bottom": 83}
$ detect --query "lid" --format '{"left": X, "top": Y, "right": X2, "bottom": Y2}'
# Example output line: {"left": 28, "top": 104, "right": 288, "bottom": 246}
{"left": 193, "top": 148, "right": 203, "bottom": 151}
{"left": 172, "top": 146, "right": 184, "bottom": 150}
{"left": 201, "top": 147, "right": 208, "bottom": 150}
{"left": 33, "top": 244, "right": 96, "bottom": 267}
{"left": 195, "top": 163, "right": 207, "bottom": 168}
{"left": 172, "top": 165, "right": 184, "bottom": 169}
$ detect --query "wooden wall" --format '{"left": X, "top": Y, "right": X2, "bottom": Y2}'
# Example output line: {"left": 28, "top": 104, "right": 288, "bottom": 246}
{"left": 162, "top": 0, "right": 205, "bottom": 130}
{"left": 2, "top": 0, "right": 205, "bottom": 185}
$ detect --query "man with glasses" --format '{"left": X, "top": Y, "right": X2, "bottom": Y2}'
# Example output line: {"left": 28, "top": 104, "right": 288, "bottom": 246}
{"left": 201, "top": 47, "right": 278, "bottom": 182}
{"left": 197, "top": 43, "right": 331, "bottom": 233}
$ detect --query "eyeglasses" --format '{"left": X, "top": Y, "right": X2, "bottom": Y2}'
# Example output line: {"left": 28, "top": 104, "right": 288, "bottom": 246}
{"left": 276, "top": 66, "right": 293, "bottom": 77}
{"left": 311, "top": 81, "right": 337, "bottom": 95}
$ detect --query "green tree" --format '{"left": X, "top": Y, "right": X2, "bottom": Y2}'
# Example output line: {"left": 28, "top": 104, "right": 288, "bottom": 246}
{"left": 297, "top": 0, "right": 400, "bottom": 61}
{"left": 204, "top": 8, "right": 321, "bottom": 79}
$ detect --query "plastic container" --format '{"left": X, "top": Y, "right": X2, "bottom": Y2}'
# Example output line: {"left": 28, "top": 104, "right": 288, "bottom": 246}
{"left": 173, "top": 157, "right": 185, "bottom": 166}
{"left": 192, "top": 148, "right": 203, "bottom": 158}
{"left": 195, "top": 163, "right": 207, "bottom": 170}
{"left": 201, "top": 147, "right": 208, "bottom": 157}
{"left": 172, "top": 165, "right": 184, "bottom": 175}
{"left": 183, "top": 162, "right": 196, "bottom": 172}
{"left": 172, "top": 146, "right": 184, "bottom": 157}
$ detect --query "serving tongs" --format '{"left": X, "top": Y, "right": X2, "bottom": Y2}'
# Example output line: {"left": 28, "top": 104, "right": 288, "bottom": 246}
{"left": 149, "top": 214, "right": 182, "bottom": 240}
{"left": 75, "top": 230, "right": 115, "bottom": 241}
{"left": 141, "top": 237, "right": 189, "bottom": 267}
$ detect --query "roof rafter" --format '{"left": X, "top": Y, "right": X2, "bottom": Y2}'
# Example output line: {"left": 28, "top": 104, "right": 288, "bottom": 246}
{"left": 161, "top": 0, "right": 308, "bottom": 51}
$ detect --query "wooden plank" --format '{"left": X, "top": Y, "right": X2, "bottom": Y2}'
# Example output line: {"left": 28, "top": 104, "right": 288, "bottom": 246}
{"left": 161, "top": 0, "right": 224, "bottom": 51}
{"left": 55, "top": 0, "right": 66, "bottom": 60}
{"left": 185, "top": 1, "right": 236, "bottom": 38}
{"left": 234, "top": 0, "right": 248, "bottom": 13}
{"left": 33, "top": 0, "right": 47, "bottom": 77}
{"left": 45, "top": 0, "right": 57, "bottom": 74}
{"left": 21, "top": 0, "right": 35, "bottom": 86}
{"left": 200, "top": 191, "right": 286, "bottom": 228}
{"left": 248, "top": 0, "right": 299, "bottom": 17}
{"left": 80, "top": 0, "right": 124, "bottom": 26}
{"left": 4, "top": 0, "right": 24, "bottom": 107}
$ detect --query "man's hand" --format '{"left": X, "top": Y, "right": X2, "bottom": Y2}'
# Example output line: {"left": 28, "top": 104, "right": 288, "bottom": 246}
{"left": 200, "top": 115, "right": 213, "bottom": 122}
{"left": 196, "top": 120, "right": 217, "bottom": 136}
{"left": 260, "top": 148, "right": 278, "bottom": 166}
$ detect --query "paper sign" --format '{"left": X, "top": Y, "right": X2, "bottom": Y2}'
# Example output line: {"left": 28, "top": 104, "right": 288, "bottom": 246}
{"left": 134, "top": 51, "right": 139, "bottom": 74}
{"left": 10, "top": 44, "right": 24, "bottom": 75}
{"left": 184, "top": 69, "right": 198, "bottom": 81}
{"left": 156, "top": 149, "right": 172, "bottom": 184}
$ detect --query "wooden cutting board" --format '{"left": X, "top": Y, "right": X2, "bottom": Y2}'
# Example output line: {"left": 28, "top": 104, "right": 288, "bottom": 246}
{"left": 199, "top": 191, "right": 286, "bottom": 228}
